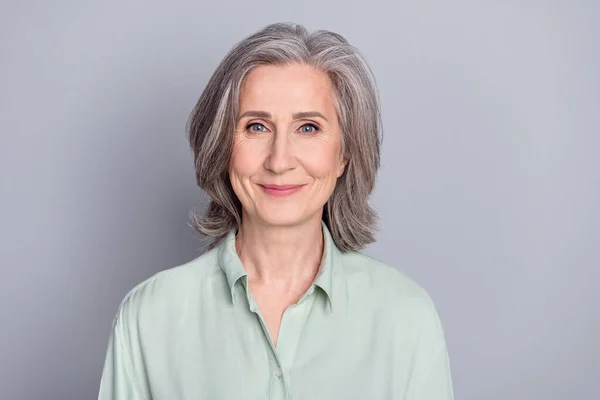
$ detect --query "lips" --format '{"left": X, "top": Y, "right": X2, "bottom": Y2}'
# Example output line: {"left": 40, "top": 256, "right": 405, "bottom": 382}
{"left": 261, "top": 184, "right": 303, "bottom": 190}
{"left": 258, "top": 183, "right": 306, "bottom": 197}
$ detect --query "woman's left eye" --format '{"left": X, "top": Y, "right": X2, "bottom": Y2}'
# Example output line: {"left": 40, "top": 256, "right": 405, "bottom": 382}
{"left": 298, "top": 124, "right": 319, "bottom": 134}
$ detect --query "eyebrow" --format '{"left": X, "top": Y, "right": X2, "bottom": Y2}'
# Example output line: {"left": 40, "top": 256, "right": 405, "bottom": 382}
{"left": 236, "top": 111, "right": 271, "bottom": 122}
{"left": 292, "top": 111, "right": 329, "bottom": 122}
{"left": 236, "top": 110, "right": 329, "bottom": 123}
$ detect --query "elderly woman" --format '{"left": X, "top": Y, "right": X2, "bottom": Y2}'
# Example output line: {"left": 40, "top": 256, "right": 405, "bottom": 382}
{"left": 99, "top": 23, "right": 453, "bottom": 400}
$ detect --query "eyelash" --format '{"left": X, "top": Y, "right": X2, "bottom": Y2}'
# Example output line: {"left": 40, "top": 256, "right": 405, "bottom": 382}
{"left": 245, "top": 122, "right": 320, "bottom": 135}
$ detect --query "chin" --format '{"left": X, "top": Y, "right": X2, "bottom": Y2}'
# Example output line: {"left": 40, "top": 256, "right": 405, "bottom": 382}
{"left": 258, "top": 214, "right": 306, "bottom": 227}
{"left": 255, "top": 206, "right": 315, "bottom": 227}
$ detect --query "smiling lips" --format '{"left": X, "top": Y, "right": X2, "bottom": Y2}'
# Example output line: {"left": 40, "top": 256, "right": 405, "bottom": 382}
{"left": 259, "top": 184, "right": 306, "bottom": 197}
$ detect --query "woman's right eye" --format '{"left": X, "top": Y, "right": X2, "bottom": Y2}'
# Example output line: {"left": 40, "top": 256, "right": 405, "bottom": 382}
{"left": 247, "top": 123, "right": 267, "bottom": 133}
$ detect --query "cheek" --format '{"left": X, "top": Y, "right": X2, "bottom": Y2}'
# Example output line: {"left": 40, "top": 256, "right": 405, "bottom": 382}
{"left": 230, "top": 140, "right": 262, "bottom": 177}
{"left": 302, "top": 143, "right": 344, "bottom": 179}
{"left": 229, "top": 146, "right": 258, "bottom": 205}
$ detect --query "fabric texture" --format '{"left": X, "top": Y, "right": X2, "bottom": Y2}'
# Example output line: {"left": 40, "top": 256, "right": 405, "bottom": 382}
{"left": 98, "top": 222, "right": 454, "bottom": 400}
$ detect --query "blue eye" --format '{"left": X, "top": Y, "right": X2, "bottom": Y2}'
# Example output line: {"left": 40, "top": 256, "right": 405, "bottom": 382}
{"left": 299, "top": 124, "right": 319, "bottom": 134}
{"left": 247, "top": 123, "right": 267, "bottom": 133}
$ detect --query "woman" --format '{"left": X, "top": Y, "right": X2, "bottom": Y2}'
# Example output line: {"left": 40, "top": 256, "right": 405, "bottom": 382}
{"left": 99, "top": 23, "right": 453, "bottom": 400}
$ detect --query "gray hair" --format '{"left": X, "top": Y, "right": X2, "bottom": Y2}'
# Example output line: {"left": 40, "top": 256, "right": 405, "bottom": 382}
{"left": 187, "top": 22, "right": 382, "bottom": 252}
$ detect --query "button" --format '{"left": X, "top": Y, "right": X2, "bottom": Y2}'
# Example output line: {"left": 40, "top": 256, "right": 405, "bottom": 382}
{"left": 307, "top": 287, "right": 315, "bottom": 296}
{"left": 274, "top": 367, "right": 283, "bottom": 378}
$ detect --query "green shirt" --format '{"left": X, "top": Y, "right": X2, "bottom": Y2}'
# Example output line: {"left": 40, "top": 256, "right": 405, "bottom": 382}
{"left": 98, "top": 223, "right": 454, "bottom": 399}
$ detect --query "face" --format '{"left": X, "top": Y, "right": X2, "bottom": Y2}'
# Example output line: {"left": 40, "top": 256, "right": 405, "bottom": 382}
{"left": 230, "top": 63, "right": 347, "bottom": 228}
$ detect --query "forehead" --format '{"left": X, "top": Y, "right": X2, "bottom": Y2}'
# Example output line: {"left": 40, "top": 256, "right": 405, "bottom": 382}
{"left": 238, "top": 64, "right": 336, "bottom": 113}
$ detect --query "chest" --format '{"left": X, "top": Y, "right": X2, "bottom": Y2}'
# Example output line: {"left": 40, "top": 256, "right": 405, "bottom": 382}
{"left": 142, "top": 292, "right": 415, "bottom": 400}
{"left": 248, "top": 284, "right": 309, "bottom": 346}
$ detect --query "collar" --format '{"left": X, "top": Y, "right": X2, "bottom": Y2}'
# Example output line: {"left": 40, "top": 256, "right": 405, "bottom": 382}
{"left": 216, "top": 221, "right": 340, "bottom": 312}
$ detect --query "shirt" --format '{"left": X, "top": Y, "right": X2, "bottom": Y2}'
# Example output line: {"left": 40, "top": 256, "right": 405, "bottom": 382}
{"left": 98, "top": 222, "right": 454, "bottom": 400}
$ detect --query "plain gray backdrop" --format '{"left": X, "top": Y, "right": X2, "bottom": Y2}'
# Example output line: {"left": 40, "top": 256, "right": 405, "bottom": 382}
{"left": 1, "top": 1, "right": 598, "bottom": 399}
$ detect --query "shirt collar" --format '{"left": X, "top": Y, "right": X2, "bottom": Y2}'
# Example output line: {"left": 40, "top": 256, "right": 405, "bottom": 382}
{"left": 216, "top": 221, "right": 341, "bottom": 312}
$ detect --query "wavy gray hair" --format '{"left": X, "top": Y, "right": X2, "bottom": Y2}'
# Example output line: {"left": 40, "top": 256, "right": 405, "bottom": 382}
{"left": 187, "top": 22, "right": 382, "bottom": 252}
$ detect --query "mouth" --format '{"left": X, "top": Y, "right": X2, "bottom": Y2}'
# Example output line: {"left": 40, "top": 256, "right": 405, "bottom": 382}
{"left": 258, "top": 184, "right": 306, "bottom": 197}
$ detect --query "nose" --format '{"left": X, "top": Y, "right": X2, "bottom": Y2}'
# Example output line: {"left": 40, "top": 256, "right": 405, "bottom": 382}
{"left": 264, "top": 130, "right": 295, "bottom": 174}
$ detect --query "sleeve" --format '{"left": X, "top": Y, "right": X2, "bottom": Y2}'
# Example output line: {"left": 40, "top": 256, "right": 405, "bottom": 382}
{"left": 405, "top": 299, "right": 454, "bottom": 400}
{"left": 98, "top": 302, "right": 149, "bottom": 400}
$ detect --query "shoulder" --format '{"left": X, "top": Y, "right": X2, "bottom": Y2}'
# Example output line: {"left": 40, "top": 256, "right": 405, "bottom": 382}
{"left": 339, "top": 251, "right": 442, "bottom": 327}
{"left": 337, "top": 255, "right": 453, "bottom": 396}
{"left": 112, "top": 248, "right": 223, "bottom": 326}
{"left": 340, "top": 251, "right": 432, "bottom": 301}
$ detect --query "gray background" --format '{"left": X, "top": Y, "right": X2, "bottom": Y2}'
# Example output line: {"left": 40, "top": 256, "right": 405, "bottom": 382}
{"left": 1, "top": 1, "right": 598, "bottom": 399}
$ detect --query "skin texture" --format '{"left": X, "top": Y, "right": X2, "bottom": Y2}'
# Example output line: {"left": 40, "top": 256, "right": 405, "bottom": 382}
{"left": 229, "top": 63, "right": 347, "bottom": 344}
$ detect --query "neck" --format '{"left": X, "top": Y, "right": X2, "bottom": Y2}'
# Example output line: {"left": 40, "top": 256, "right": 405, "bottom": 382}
{"left": 235, "top": 211, "right": 324, "bottom": 289}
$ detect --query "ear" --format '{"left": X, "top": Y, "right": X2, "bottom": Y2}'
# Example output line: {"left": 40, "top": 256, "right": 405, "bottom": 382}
{"left": 337, "top": 157, "right": 349, "bottom": 178}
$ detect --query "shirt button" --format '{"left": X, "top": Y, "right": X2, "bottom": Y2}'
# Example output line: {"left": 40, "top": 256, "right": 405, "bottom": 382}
{"left": 274, "top": 367, "right": 283, "bottom": 378}
{"left": 307, "top": 287, "right": 315, "bottom": 296}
